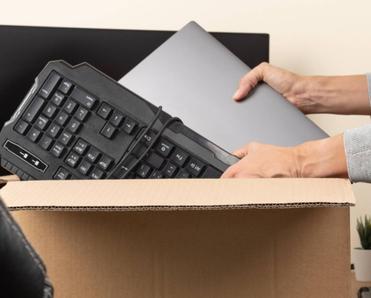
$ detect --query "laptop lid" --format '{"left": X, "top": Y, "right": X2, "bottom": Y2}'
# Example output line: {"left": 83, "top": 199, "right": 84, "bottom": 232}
{"left": 120, "top": 21, "right": 328, "bottom": 152}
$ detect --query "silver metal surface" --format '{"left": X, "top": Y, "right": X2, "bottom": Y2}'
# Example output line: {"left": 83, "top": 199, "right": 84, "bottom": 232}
{"left": 120, "top": 21, "right": 327, "bottom": 152}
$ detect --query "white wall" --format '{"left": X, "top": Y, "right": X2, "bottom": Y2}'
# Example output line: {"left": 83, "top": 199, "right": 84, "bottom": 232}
{"left": 1, "top": 0, "right": 371, "bottom": 253}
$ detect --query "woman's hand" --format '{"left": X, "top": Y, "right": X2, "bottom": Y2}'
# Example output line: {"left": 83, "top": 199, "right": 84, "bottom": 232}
{"left": 221, "top": 142, "right": 300, "bottom": 178}
{"left": 233, "top": 62, "right": 370, "bottom": 115}
{"left": 233, "top": 62, "right": 319, "bottom": 114}
{"left": 222, "top": 135, "right": 348, "bottom": 179}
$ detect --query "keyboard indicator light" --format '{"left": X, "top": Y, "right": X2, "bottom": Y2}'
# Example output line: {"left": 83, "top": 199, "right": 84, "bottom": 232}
{"left": 3, "top": 140, "right": 48, "bottom": 172}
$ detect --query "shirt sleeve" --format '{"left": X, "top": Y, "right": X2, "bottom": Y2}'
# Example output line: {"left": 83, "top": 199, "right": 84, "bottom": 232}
{"left": 344, "top": 124, "right": 371, "bottom": 182}
{"left": 343, "top": 74, "right": 371, "bottom": 183}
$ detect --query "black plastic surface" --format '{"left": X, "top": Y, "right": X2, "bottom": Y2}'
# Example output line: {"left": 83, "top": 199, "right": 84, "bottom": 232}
{"left": 0, "top": 198, "right": 53, "bottom": 297}
{"left": 0, "top": 61, "right": 238, "bottom": 180}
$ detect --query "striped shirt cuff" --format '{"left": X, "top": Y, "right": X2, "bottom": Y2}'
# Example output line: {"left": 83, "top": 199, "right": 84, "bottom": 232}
{"left": 344, "top": 124, "right": 371, "bottom": 183}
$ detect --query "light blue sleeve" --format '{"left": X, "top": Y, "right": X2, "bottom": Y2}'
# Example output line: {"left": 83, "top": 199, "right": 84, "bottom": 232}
{"left": 343, "top": 74, "right": 371, "bottom": 183}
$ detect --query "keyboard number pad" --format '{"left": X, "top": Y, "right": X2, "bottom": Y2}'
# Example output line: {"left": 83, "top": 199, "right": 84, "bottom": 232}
{"left": 60, "top": 137, "right": 113, "bottom": 179}
{"left": 12, "top": 71, "right": 118, "bottom": 180}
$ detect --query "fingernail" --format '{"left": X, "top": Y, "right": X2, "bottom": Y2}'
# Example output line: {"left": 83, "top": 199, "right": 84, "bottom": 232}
{"left": 233, "top": 89, "right": 241, "bottom": 100}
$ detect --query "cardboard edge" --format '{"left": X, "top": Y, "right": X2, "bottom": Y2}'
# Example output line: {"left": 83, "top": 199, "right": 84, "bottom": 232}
{"left": 8, "top": 202, "right": 353, "bottom": 212}
{"left": 1, "top": 178, "right": 356, "bottom": 211}
{"left": 0, "top": 175, "right": 19, "bottom": 189}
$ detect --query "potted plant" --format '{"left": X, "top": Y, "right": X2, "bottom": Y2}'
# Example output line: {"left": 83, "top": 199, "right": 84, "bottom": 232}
{"left": 354, "top": 215, "right": 371, "bottom": 281}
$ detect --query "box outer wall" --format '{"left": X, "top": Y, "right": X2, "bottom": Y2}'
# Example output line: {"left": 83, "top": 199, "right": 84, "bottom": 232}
{"left": 0, "top": 178, "right": 352, "bottom": 298}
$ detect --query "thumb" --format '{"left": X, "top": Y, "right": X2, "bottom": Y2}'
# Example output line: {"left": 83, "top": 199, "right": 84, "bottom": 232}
{"left": 233, "top": 62, "right": 268, "bottom": 101}
{"left": 221, "top": 164, "right": 238, "bottom": 178}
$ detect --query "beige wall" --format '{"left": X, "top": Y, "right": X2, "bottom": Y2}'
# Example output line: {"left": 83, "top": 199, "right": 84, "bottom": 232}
{"left": 1, "top": 0, "right": 371, "bottom": 254}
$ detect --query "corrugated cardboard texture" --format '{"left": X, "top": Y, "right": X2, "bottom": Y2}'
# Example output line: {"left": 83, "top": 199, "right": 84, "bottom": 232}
{"left": 12, "top": 208, "right": 350, "bottom": 298}
{"left": 1, "top": 178, "right": 355, "bottom": 210}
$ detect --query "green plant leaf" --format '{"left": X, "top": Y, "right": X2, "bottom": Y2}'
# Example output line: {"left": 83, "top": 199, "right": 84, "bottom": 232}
{"left": 357, "top": 215, "right": 371, "bottom": 249}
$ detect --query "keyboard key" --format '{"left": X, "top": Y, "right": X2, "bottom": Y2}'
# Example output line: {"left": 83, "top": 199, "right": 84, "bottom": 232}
{"left": 59, "top": 131, "right": 73, "bottom": 146}
{"left": 186, "top": 158, "right": 205, "bottom": 177}
{"left": 86, "top": 147, "right": 101, "bottom": 163}
{"left": 58, "top": 80, "right": 73, "bottom": 94}
{"left": 150, "top": 170, "right": 163, "bottom": 179}
{"left": 97, "top": 103, "right": 112, "bottom": 119}
{"left": 136, "top": 164, "right": 151, "bottom": 178}
{"left": 70, "top": 87, "right": 97, "bottom": 109}
{"left": 122, "top": 117, "right": 137, "bottom": 134}
{"left": 35, "top": 115, "right": 50, "bottom": 131}
{"left": 90, "top": 167, "right": 105, "bottom": 179}
{"left": 170, "top": 148, "right": 189, "bottom": 167}
{"left": 27, "top": 127, "right": 42, "bottom": 142}
{"left": 51, "top": 92, "right": 65, "bottom": 106}
{"left": 110, "top": 110, "right": 124, "bottom": 126}
{"left": 66, "top": 118, "right": 81, "bottom": 133}
{"left": 78, "top": 160, "right": 92, "bottom": 176}
{"left": 175, "top": 169, "right": 191, "bottom": 178}
{"left": 14, "top": 120, "right": 30, "bottom": 135}
{"left": 39, "top": 135, "right": 54, "bottom": 150}
{"left": 73, "top": 139, "right": 89, "bottom": 155}
{"left": 147, "top": 152, "right": 164, "bottom": 169}
{"left": 39, "top": 73, "right": 61, "bottom": 99}
{"left": 75, "top": 107, "right": 89, "bottom": 122}
{"left": 100, "top": 123, "right": 116, "bottom": 139}
{"left": 56, "top": 111, "right": 70, "bottom": 126}
{"left": 140, "top": 130, "right": 156, "bottom": 146}
{"left": 43, "top": 103, "right": 58, "bottom": 118}
{"left": 97, "top": 155, "right": 113, "bottom": 171}
{"left": 163, "top": 162, "right": 178, "bottom": 178}
{"left": 54, "top": 167, "right": 71, "bottom": 180}
{"left": 46, "top": 123, "right": 62, "bottom": 138}
{"left": 201, "top": 166, "right": 222, "bottom": 178}
{"left": 65, "top": 152, "right": 80, "bottom": 168}
{"left": 156, "top": 139, "right": 174, "bottom": 157}
{"left": 24, "top": 96, "right": 45, "bottom": 123}
{"left": 51, "top": 142, "right": 65, "bottom": 158}
{"left": 64, "top": 99, "right": 77, "bottom": 114}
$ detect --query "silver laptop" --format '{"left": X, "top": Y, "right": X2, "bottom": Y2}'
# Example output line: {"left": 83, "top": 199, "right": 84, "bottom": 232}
{"left": 119, "top": 21, "right": 328, "bottom": 153}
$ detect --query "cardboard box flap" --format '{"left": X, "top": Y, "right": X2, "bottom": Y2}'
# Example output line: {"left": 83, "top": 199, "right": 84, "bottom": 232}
{"left": 0, "top": 178, "right": 355, "bottom": 210}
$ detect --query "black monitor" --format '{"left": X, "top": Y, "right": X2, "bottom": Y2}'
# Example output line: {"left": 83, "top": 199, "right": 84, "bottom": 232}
{"left": 0, "top": 25, "right": 269, "bottom": 175}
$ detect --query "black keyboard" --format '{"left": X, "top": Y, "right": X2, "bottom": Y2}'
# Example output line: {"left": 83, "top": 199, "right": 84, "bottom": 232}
{"left": 0, "top": 61, "right": 239, "bottom": 180}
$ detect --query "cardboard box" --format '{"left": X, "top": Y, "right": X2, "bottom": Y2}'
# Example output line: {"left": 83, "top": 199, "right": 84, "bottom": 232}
{"left": 0, "top": 177, "right": 354, "bottom": 298}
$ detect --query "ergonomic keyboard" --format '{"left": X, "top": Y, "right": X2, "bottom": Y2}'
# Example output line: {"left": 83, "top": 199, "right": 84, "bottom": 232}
{"left": 0, "top": 61, "right": 239, "bottom": 180}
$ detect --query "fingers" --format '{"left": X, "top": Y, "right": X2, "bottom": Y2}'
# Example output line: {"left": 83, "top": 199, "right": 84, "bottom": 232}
{"left": 221, "top": 164, "right": 238, "bottom": 178}
{"left": 232, "top": 149, "right": 246, "bottom": 158}
{"left": 221, "top": 161, "right": 258, "bottom": 178}
{"left": 223, "top": 145, "right": 249, "bottom": 177}
{"left": 232, "top": 142, "right": 259, "bottom": 158}
{"left": 222, "top": 142, "right": 262, "bottom": 179}
{"left": 232, "top": 144, "right": 250, "bottom": 158}
{"left": 233, "top": 62, "right": 269, "bottom": 101}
